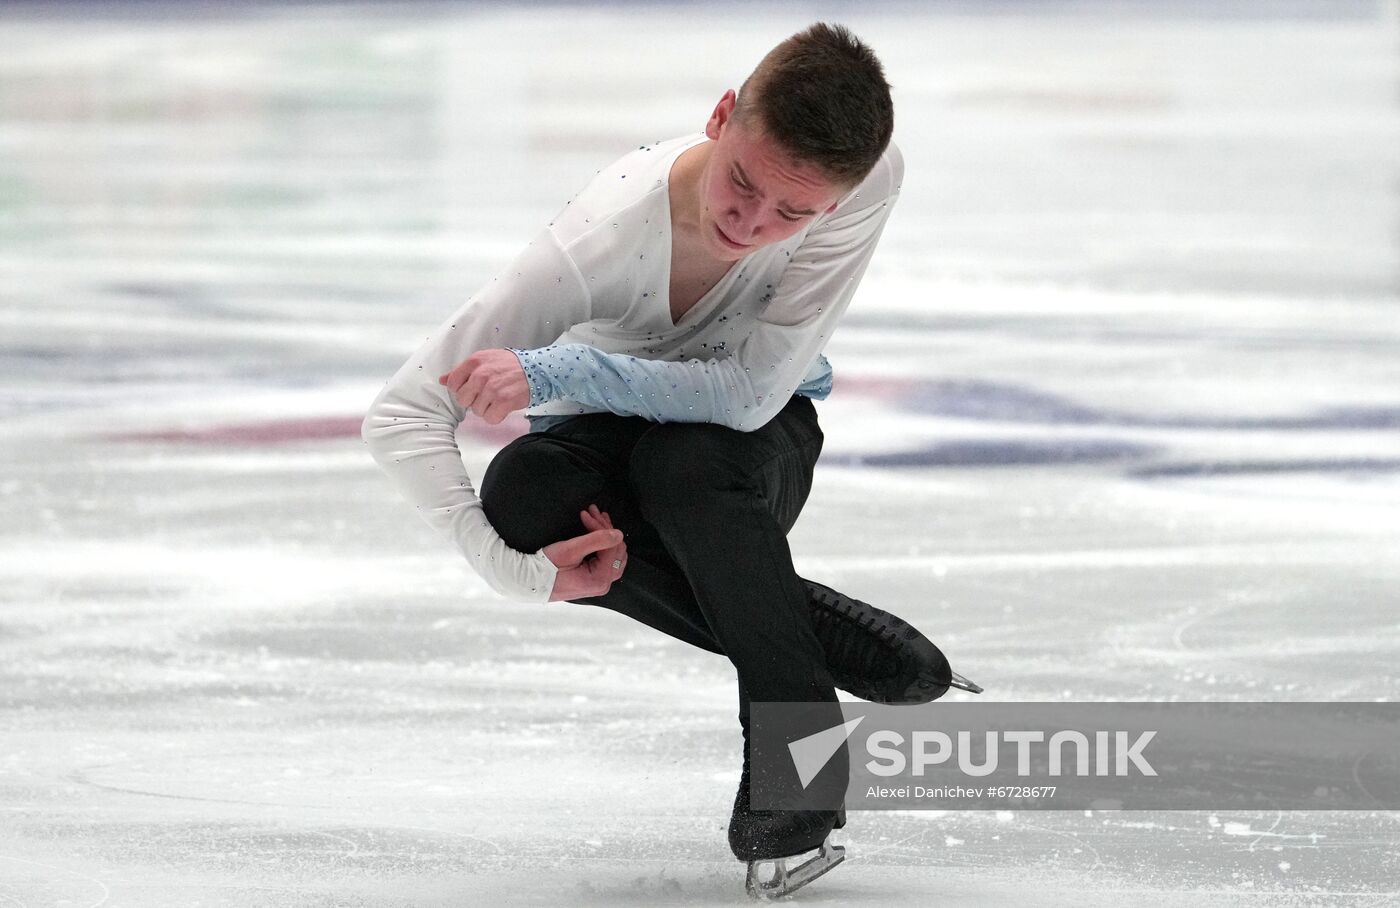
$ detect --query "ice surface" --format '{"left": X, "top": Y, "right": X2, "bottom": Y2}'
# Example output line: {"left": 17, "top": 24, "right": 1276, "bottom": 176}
{"left": 2, "top": 1, "right": 1398, "bottom": 905}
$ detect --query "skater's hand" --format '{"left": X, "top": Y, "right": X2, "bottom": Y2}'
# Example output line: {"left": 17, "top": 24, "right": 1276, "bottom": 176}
{"left": 544, "top": 506, "right": 627, "bottom": 601}
{"left": 438, "top": 349, "right": 530, "bottom": 425}
{"left": 579, "top": 505, "right": 625, "bottom": 571}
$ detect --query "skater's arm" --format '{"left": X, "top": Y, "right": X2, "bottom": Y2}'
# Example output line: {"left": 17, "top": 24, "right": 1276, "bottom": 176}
{"left": 361, "top": 229, "right": 592, "bottom": 601}
{"left": 513, "top": 186, "right": 897, "bottom": 431}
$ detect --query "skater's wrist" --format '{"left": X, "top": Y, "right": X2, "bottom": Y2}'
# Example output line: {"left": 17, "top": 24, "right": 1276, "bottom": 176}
{"left": 509, "top": 346, "right": 560, "bottom": 408}
{"left": 468, "top": 540, "right": 557, "bottom": 603}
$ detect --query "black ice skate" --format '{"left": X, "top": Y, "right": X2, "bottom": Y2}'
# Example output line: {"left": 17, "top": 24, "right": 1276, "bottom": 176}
{"left": 806, "top": 580, "right": 983, "bottom": 703}
{"left": 729, "top": 751, "right": 846, "bottom": 900}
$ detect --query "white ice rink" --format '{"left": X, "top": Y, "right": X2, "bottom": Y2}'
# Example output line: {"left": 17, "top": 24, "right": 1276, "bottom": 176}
{"left": 2, "top": 1, "right": 1399, "bottom": 905}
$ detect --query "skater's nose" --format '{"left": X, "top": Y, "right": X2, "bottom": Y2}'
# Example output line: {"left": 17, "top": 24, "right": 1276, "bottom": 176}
{"left": 725, "top": 198, "right": 764, "bottom": 243}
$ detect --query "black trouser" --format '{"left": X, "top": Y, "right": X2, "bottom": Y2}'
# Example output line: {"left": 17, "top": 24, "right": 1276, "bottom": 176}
{"left": 479, "top": 396, "right": 839, "bottom": 731}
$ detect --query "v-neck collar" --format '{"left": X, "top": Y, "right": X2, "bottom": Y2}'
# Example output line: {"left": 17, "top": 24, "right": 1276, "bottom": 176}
{"left": 660, "top": 135, "right": 746, "bottom": 328}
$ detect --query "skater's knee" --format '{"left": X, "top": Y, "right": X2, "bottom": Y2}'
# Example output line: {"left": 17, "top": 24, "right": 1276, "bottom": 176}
{"left": 480, "top": 435, "right": 604, "bottom": 552}
{"left": 479, "top": 435, "right": 554, "bottom": 510}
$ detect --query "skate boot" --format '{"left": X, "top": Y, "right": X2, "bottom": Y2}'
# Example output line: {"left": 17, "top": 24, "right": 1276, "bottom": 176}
{"left": 806, "top": 580, "right": 983, "bottom": 703}
{"left": 729, "top": 751, "right": 846, "bottom": 900}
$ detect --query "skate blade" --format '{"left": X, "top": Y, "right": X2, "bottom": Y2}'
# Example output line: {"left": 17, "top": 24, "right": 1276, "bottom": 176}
{"left": 950, "top": 671, "right": 984, "bottom": 694}
{"left": 745, "top": 839, "right": 845, "bottom": 900}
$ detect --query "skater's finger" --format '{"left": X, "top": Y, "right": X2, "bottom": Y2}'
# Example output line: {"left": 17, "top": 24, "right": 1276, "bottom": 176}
{"left": 543, "top": 528, "right": 624, "bottom": 569}
{"left": 582, "top": 506, "right": 620, "bottom": 537}
{"left": 480, "top": 398, "right": 511, "bottom": 425}
{"left": 458, "top": 366, "right": 490, "bottom": 414}
{"left": 579, "top": 508, "right": 604, "bottom": 533}
{"left": 586, "top": 505, "right": 618, "bottom": 537}
{"left": 580, "top": 528, "right": 623, "bottom": 555}
{"left": 578, "top": 514, "right": 604, "bottom": 544}
{"left": 438, "top": 361, "right": 469, "bottom": 395}
{"left": 602, "top": 537, "right": 627, "bottom": 580}
{"left": 595, "top": 520, "right": 623, "bottom": 553}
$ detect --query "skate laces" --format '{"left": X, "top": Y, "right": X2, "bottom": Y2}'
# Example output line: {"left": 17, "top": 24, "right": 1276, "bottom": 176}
{"left": 809, "top": 585, "right": 900, "bottom": 684}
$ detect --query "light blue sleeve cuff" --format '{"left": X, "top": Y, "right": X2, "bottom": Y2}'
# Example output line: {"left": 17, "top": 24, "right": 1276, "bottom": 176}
{"left": 509, "top": 347, "right": 557, "bottom": 408}
{"left": 800, "top": 355, "right": 834, "bottom": 400}
{"left": 511, "top": 343, "right": 832, "bottom": 424}
{"left": 511, "top": 343, "right": 703, "bottom": 420}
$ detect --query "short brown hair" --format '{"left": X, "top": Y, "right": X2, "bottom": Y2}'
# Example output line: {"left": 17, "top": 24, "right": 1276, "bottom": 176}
{"left": 735, "top": 23, "right": 894, "bottom": 186}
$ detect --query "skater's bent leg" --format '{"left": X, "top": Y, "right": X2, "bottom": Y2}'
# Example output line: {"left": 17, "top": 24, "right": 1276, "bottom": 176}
{"left": 629, "top": 396, "right": 839, "bottom": 718}
{"left": 479, "top": 418, "right": 722, "bottom": 654}
{"left": 480, "top": 431, "right": 617, "bottom": 553}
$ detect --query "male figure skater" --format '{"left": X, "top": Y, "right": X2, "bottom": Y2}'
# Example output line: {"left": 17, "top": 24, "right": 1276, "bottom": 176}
{"left": 363, "top": 23, "right": 977, "bottom": 897}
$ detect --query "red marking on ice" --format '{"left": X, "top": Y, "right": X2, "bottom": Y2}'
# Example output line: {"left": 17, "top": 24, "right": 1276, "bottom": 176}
{"left": 104, "top": 415, "right": 530, "bottom": 446}
{"left": 102, "top": 375, "right": 907, "bottom": 447}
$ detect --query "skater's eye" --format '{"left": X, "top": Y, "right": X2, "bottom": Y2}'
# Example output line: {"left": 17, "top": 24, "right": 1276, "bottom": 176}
{"left": 732, "top": 164, "right": 814, "bottom": 223}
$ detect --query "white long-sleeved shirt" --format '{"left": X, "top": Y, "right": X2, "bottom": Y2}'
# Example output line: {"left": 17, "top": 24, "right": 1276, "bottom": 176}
{"left": 362, "top": 133, "right": 902, "bottom": 601}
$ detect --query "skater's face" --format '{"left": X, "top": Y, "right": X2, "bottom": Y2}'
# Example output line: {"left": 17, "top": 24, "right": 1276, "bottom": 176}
{"left": 698, "top": 91, "right": 846, "bottom": 262}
